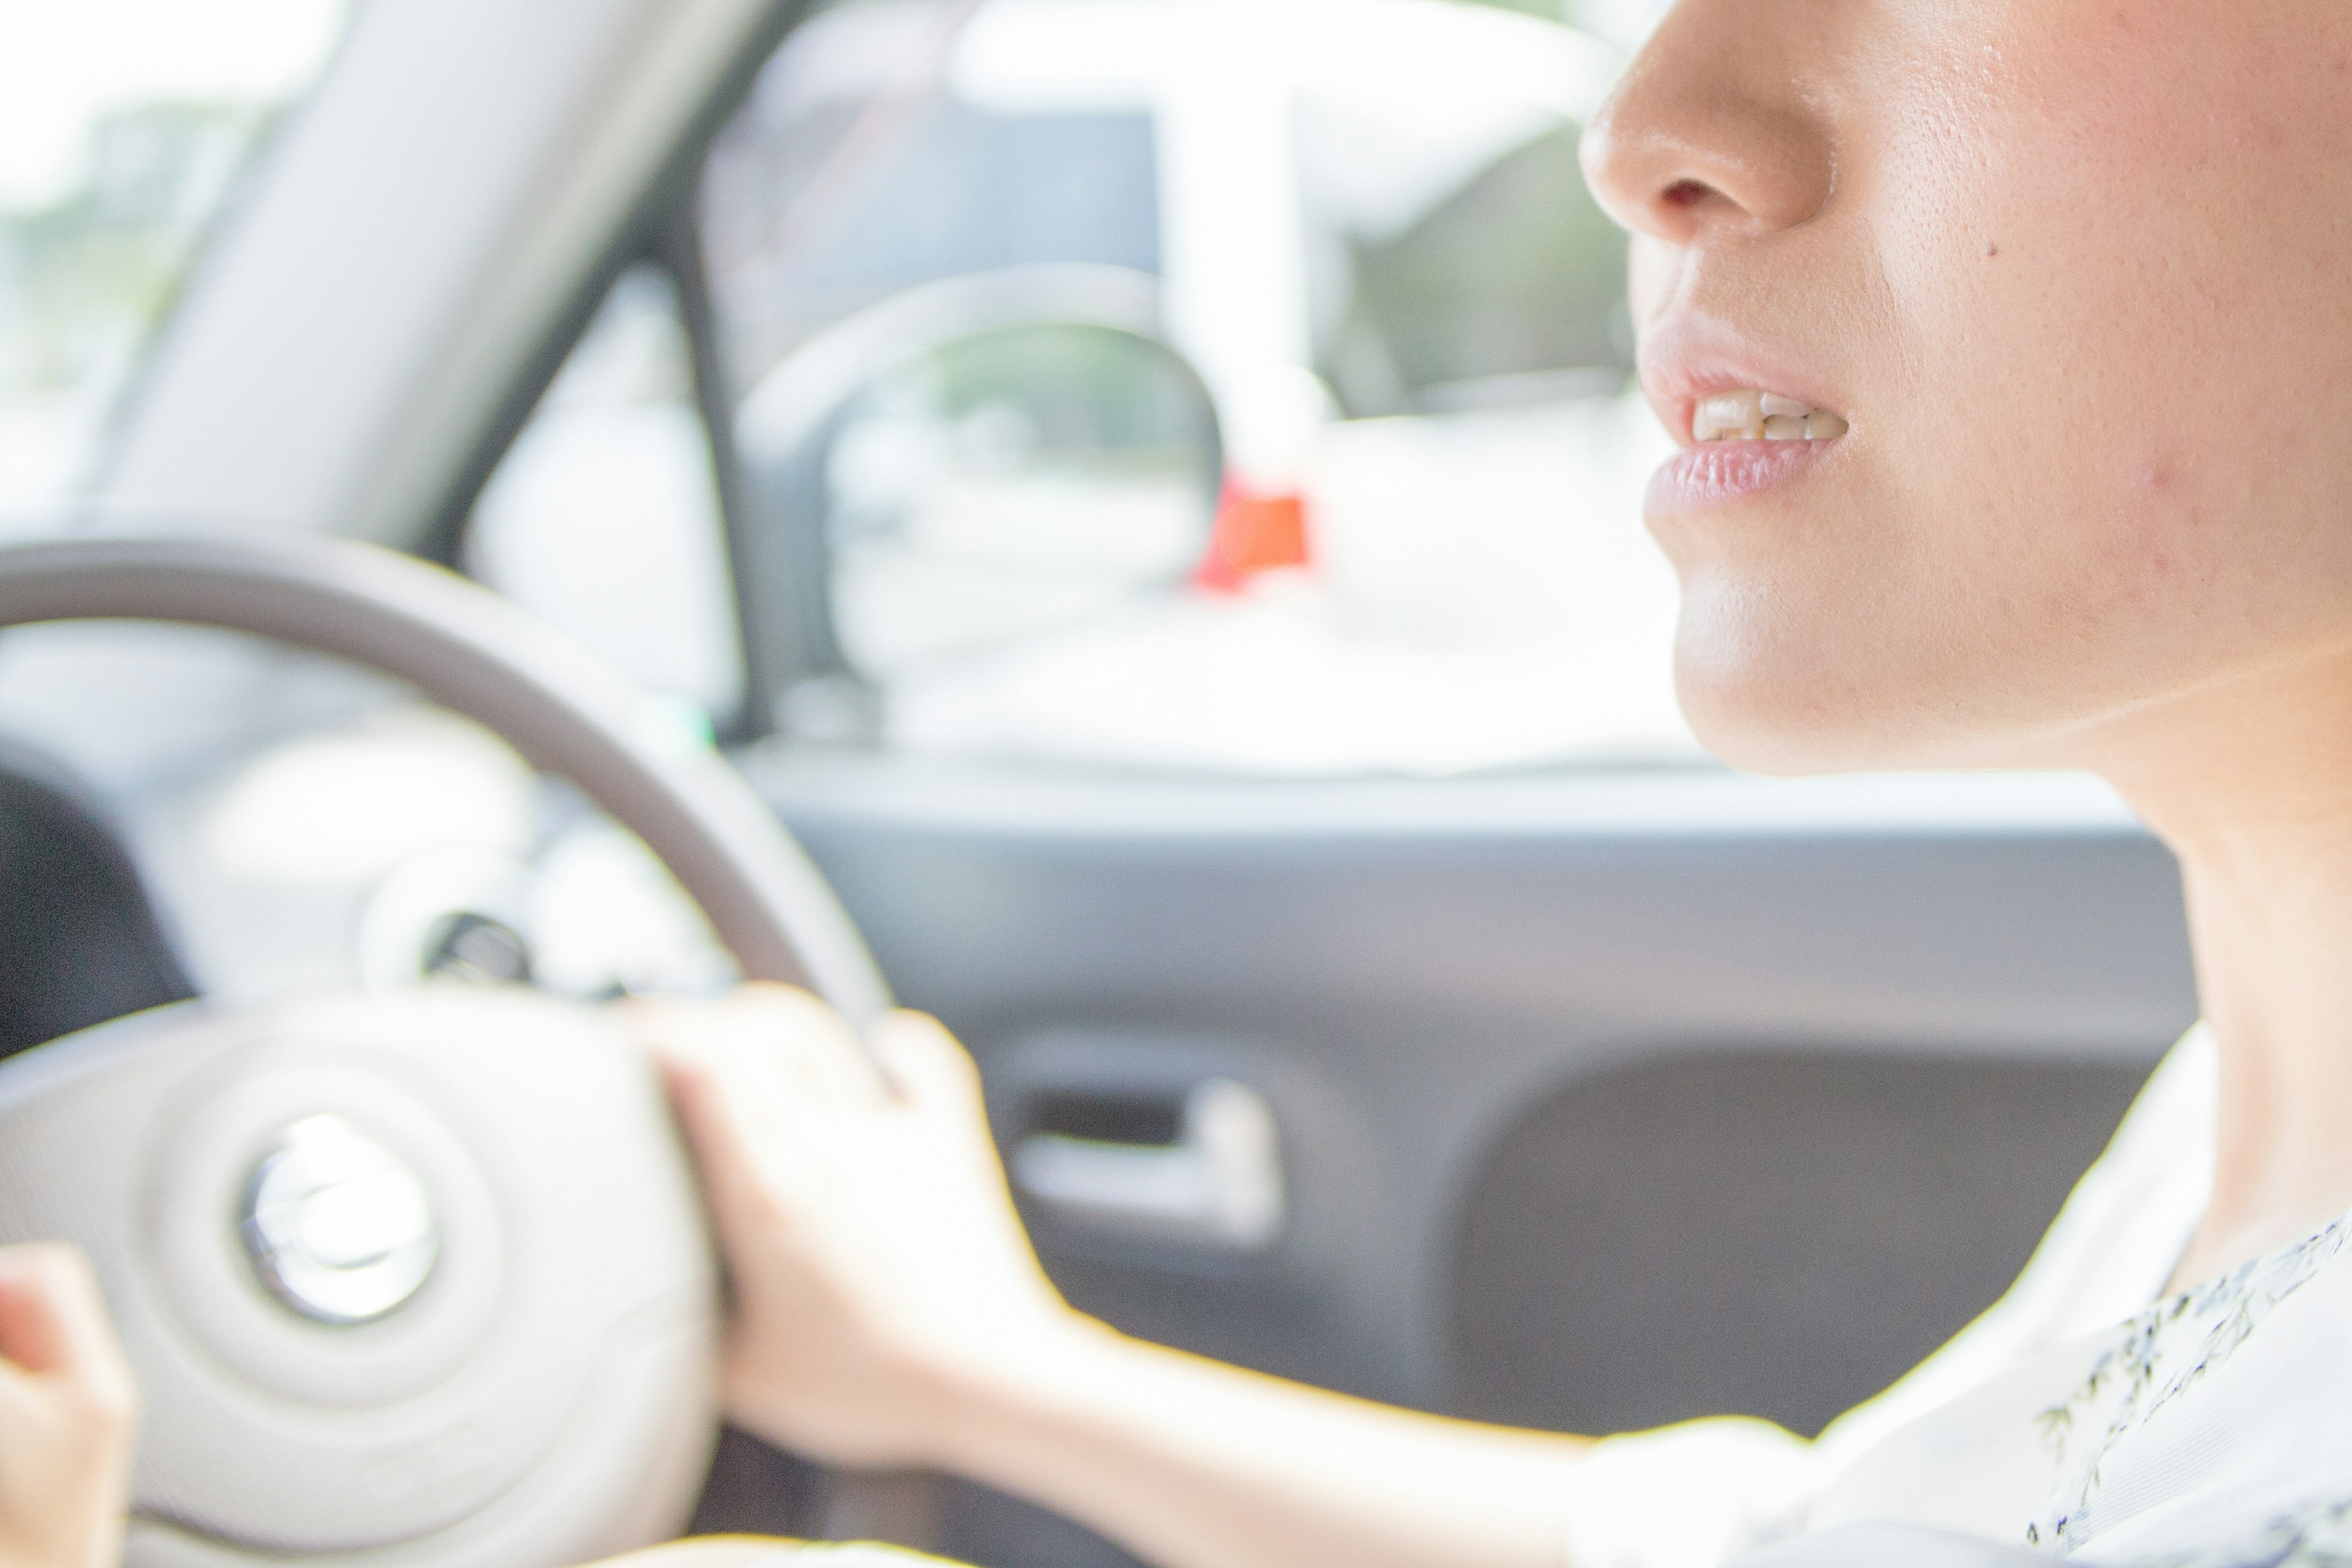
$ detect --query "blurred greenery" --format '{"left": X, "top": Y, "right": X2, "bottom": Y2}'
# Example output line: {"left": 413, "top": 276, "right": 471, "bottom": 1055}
{"left": 0, "top": 101, "right": 260, "bottom": 397}
{"left": 845, "top": 323, "right": 1220, "bottom": 530}
{"left": 1321, "top": 123, "right": 1632, "bottom": 417}
{"left": 922, "top": 325, "right": 1214, "bottom": 457}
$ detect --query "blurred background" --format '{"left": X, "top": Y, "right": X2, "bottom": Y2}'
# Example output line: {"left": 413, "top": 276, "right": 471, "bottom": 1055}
{"left": 0, "top": 0, "right": 344, "bottom": 511}
{"left": 2, "top": 0, "right": 1686, "bottom": 778}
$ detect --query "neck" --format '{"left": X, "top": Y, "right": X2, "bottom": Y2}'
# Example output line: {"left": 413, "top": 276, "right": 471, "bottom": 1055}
{"left": 2095, "top": 654, "right": 2352, "bottom": 1284}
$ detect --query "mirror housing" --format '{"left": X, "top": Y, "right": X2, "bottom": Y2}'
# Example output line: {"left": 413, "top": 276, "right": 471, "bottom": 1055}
{"left": 734, "top": 265, "right": 1221, "bottom": 738}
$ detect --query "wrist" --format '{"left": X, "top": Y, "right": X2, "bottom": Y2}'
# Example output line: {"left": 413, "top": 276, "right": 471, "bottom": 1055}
{"left": 913, "top": 1308, "right": 1135, "bottom": 1477}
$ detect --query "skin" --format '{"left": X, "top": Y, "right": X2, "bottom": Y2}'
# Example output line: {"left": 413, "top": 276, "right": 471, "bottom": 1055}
{"left": 636, "top": 988, "right": 1588, "bottom": 1568}
{"left": 1586, "top": 0, "right": 2352, "bottom": 1286}
{"left": 1615, "top": 2, "right": 2352, "bottom": 783}
{"left": 614, "top": 4, "right": 2352, "bottom": 1564}
{"left": 0, "top": 1245, "right": 137, "bottom": 1568}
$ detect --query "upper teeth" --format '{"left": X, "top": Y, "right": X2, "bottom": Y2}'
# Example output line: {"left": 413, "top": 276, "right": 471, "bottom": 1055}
{"left": 1694, "top": 390, "right": 1849, "bottom": 443}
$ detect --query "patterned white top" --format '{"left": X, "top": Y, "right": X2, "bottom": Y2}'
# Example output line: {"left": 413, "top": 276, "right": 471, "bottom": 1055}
{"left": 2028, "top": 1213, "right": 2352, "bottom": 1556}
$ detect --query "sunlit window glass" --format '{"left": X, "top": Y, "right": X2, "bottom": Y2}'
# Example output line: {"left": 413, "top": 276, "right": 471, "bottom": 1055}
{"left": 707, "top": 0, "right": 1693, "bottom": 775}
{"left": 0, "top": 0, "right": 349, "bottom": 522}
{"left": 466, "top": 266, "right": 749, "bottom": 732}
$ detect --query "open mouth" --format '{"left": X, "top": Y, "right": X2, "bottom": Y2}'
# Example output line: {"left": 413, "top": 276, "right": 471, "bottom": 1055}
{"left": 1691, "top": 388, "right": 1849, "bottom": 444}
{"left": 1651, "top": 384, "right": 1850, "bottom": 514}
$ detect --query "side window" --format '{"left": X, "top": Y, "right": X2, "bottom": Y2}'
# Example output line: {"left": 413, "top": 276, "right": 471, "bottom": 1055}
{"left": 464, "top": 265, "right": 748, "bottom": 732}
{"left": 701, "top": 0, "right": 1687, "bottom": 774}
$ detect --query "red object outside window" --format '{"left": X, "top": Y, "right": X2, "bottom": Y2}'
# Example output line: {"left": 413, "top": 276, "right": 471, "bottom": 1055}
{"left": 1194, "top": 483, "right": 1311, "bottom": 592}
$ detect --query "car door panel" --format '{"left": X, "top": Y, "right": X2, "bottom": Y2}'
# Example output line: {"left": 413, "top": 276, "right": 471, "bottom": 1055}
{"left": 750, "top": 753, "right": 2195, "bottom": 1566}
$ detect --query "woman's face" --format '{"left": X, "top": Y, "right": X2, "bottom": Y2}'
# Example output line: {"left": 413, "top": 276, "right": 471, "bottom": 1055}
{"left": 1583, "top": 2, "right": 2352, "bottom": 776}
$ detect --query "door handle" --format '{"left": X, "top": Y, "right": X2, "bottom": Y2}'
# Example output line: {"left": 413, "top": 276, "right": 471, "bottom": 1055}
{"left": 1011, "top": 1079, "right": 1284, "bottom": 1250}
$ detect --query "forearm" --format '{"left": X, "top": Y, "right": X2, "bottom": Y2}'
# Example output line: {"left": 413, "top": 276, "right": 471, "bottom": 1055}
{"left": 650, "top": 1000, "right": 1589, "bottom": 1568}
{"left": 920, "top": 1317, "right": 1590, "bottom": 1568}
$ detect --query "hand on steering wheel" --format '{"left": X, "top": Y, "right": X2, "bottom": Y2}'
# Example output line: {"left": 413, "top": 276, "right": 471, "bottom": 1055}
{"left": 0, "top": 1243, "right": 137, "bottom": 1568}
{"left": 638, "top": 987, "right": 1077, "bottom": 1472}
{"left": 0, "top": 535, "right": 895, "bottom": 1566}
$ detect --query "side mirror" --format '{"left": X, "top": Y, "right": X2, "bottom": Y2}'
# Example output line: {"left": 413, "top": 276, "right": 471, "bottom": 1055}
{"left": 823, "top": 321, "right": 1219, "bottom": 677}
{"left": 734, "top": 266, "right": 1221, "bottom": 732}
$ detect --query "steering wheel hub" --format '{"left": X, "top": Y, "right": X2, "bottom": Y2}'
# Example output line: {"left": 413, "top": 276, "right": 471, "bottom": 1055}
{"left": 241, "top": 1114, "right": 439, "bottom": 1325}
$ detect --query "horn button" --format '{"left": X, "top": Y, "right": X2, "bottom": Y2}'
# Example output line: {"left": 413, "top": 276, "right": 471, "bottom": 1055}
{"left": 241, "top": 1115, "right": 439, "bottom": 1325}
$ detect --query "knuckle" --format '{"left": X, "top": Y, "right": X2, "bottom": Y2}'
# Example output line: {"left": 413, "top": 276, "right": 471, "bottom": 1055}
{"left": 737, "top": 981, "right": 825, "bottom": 1019}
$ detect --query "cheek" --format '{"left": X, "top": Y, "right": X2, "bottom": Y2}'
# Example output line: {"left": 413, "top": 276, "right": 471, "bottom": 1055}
{"left": 1653, "top": 4, "right": 2352, "bottom": 772}
{"left": 1857, "top": 3, "right": 2352, "bottom": 714}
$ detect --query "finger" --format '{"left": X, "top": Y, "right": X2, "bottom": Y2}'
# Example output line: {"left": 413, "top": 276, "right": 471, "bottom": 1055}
{"left": 731, "top": 986, "right": 888, "bottom": 1111}
{"left": 660, "top": 1036, "right": 811, "bottom": 1185}
{"left": 625, "top": 997, "right": 761, "bottom": 1085}
{"left": 624, "top": 998, "right": 726, "bottom": 1092}
{"left": 631, "top": 989, "right": 884, "bottom": 1126}
{"left": 639, "top": 998, "right": 802, "bottom": 1145}
{"left": 659, "top": 1050, "right": 803, "bottom": 1250}
{"left": 870, "top": 1012, "right": 984, "bottom": 1115}
{"left": 0, "top": 1243, "right": 109, "bottom": 1375}
{"left": 0, "top": 1243, "right": 135, "bottom": 1409}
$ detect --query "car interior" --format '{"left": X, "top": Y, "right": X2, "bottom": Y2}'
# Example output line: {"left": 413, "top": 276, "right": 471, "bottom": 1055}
{"left": 0, "top": 2, "right": 2199, "bottom": 1567}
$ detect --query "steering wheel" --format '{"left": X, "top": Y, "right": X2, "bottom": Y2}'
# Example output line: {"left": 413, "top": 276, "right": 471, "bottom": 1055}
{"left": 0, "top": 534, "right": 891, "bottom": 1568}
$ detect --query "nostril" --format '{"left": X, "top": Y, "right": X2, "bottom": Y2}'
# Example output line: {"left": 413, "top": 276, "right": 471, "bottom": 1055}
{"left": 1663, "top": 179, "right": 1711, "bottom": 209}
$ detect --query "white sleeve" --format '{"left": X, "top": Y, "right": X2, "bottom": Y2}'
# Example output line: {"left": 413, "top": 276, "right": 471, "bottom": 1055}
{"left": 1558, "top": 1416, "right": 1823, "bottom": 1568}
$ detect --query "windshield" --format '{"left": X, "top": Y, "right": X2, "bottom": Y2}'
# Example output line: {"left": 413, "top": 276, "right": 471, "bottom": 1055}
{"left": 0, "top": 0, "right": 349, "bottom": 524}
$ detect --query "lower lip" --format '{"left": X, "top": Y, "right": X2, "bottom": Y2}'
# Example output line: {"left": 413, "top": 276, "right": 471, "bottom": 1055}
{"left": 1648, "top": 440, "right": 1837, "bottom": 514}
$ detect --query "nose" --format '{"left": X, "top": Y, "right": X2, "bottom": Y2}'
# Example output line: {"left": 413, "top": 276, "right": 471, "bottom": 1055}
{"left": 1580, "top": 0, "right": 1837, "bottom": 246}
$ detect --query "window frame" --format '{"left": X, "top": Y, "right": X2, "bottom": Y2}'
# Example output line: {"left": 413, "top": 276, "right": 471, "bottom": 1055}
{"left": 425, "top": 0, "right": 834, "bottom": 747}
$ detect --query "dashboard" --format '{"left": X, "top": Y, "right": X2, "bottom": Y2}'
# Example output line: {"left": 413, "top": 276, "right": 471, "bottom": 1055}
{"left": 0, "top": 738, "right": 194, "bottom": 1057}
{"left": 0, "top": 622, "right": 733, "bottom": 1039}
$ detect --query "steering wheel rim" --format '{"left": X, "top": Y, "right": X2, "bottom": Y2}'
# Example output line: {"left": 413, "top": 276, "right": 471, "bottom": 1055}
{"left": 0, "top": 530, "right": 894, "bottom": 1566}
{"left": 0, "top": 530, "right": 891, "bottom": 1023}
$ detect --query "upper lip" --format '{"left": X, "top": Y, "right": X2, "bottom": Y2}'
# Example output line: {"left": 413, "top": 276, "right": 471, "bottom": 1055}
{"left": 1638, "top": 311, "right": 1845, "bottom": 447}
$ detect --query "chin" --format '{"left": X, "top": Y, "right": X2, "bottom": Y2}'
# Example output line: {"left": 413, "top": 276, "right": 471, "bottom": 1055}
{"left": 1676, "top": 649, "right": 2089, "bottom": 778}
{"left": 1665, "top": 584, "right": 1896, "bottom": 775}
{"left": 1671, "top": 628, "right": 1978, "bottom": 778}
{"left": 1678, "top": 679, "right": 1882, "bottom": 777}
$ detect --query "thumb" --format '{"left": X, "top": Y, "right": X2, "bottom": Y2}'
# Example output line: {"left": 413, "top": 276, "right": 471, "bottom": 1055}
{"left": 656, "top": 1047, "right": 787, "bottom": 1246}
{"left": 0, "top": 1244, "right": 134, "bottom": 1409}
{"left": 871, "top": 1012, "right": 985, "bottom": 1117}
